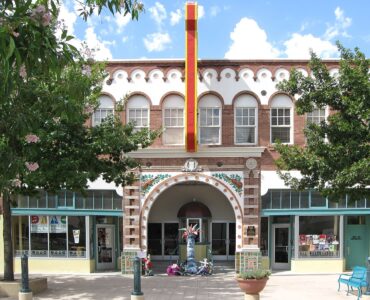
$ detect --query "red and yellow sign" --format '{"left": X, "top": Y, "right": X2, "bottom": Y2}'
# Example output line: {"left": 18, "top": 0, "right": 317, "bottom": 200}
{"left": 185, "top": 2, "right": 198, "bottom": 152}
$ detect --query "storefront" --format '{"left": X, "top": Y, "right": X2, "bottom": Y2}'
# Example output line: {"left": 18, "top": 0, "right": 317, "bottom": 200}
{"left": 11, "top": 188, "right": 124, "bottom": 273}
{"left": 261, "top": 187, "right": 370, "bottom": 272}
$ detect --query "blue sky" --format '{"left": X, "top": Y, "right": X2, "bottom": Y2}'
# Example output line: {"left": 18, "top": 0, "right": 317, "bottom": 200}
{"left": 60, "top": 0, "right": 370, "bottom": 60}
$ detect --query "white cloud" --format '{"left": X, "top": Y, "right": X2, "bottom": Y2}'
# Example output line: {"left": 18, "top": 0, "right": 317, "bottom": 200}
{"left": 149, "top": 2, "right": 167, "bottom": 27}
{"left": 58, "top": 2, "right": 77, "bottom": 35}
{"left": 324, "top": 6, "right": 352, "bottom": 40}
{"left": 284, "top": 33, "right": 338, "bottom": 58}
{"left": 225, "top": 17, "right": 280, "bottom": 59}
{"left": 210, "top": 6, "right": 220, "bottom": 17}
{"left": 198, "top": 5, "right": 205, "bottom": 19}
{"left": 85, "top": 27, "right": 113, "bottom": 60}
{"left": 122, "top": 36, "right": 128, "bottom": 43}
{"left": 143, "top": 32, "right": 171, "bottom": 52}
{"left": 115, "top": 12, "right": 131, "bottom": 33}
{"left": 170, "top": 9, "right": 182, "bottom": 26}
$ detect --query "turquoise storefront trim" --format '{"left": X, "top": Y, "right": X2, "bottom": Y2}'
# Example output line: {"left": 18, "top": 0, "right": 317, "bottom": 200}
{"left": 262, "top": 208, "right": 370, "bottom": 217}
{"left": 12, "top": 208, "right": 123, "bottom": 216}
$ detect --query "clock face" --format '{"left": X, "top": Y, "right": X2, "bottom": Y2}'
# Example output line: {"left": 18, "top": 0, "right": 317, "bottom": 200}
{"left": 246, "top": 158, "right": 257, "bottom": 170}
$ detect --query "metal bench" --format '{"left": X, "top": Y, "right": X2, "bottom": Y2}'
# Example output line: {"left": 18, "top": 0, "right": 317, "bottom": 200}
{"left": 338, "top": 266, "right": 368, "bottom": 300}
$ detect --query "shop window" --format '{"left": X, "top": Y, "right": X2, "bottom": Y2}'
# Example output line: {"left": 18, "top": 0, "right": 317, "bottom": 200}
{"left": 14, "top": 215, "right": 87, "bottom": 258}
{"left": 298, "top": 216, "right": 340, "bottom": 258}
{"left": 14, "top": 216, "right": 29, "bottom": 256}
{"left": 49, "top": 216, "right": 67, "bottom": 257}
{"left": 68, "top": 216, "right": 86, "bottom": 257}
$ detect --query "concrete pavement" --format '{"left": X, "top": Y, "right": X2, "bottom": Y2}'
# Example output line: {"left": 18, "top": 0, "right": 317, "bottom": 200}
{"left": 2, "top": 264, "right": 369, "bottom": 300}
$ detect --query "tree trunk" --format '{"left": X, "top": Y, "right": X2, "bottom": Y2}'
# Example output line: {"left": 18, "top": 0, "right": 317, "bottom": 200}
{"left": 3, "top": 193, "right": 14, "bottom": 281}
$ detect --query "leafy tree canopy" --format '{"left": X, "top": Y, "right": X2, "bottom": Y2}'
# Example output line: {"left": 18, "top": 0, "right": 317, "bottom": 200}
{"left": 276, "top": 44, "right": 370, "bottom": 202}
{"left": 0, "top": 0, "right": 155, "bottom": 281}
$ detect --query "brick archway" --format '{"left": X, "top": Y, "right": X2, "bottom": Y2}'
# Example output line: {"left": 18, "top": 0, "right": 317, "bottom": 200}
{"left": 139, "top": 172, "right": 244, "bottom": 253}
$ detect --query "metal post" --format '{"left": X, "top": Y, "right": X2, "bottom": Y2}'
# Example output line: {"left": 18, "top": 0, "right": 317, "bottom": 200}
{"left": 131, "top": 257, "right": 144, "bottom": 297}
{"left": 20, "top": 254, "right": 31, "bottom": 293}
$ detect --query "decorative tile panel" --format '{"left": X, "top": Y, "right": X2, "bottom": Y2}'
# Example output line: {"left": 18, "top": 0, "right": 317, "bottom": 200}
{"left": 140, "top": 173, "right": 172, "bottom": 196}
{"left": 212, "top": 173, "right": 243, "bottom": 196}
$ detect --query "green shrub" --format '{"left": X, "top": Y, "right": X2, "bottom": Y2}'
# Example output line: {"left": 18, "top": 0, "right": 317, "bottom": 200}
{"left": 238, "top": 269, "right": 271, "bottom": 280}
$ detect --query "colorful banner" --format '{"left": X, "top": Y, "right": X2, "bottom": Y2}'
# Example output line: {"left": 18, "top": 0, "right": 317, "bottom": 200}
{"left": 185, "top": 2, "right": 198, "bottom": 152}
{"left": 30, "top": 215, "right": 67, "bottom": 233}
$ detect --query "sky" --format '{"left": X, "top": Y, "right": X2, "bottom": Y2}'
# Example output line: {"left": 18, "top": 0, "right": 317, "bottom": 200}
{"left": 60, "top": 0, "right": 370, "bottom": 60}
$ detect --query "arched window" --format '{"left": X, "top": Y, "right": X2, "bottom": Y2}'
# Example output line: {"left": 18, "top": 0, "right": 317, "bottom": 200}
{"left": 163, "top": 95, "right": 184, "bottom": 145}
{"left": 270, "top": 95, "right": 293, "bottom": 144}
{"left": 93, "top": 96, "right": 114, "bottom": 126}
{"left": 198, "top": 94, "right": 222, "bottom": 145}
{"left": 234, "top": 94, "right": 258, "bottom": 144}
{"left": 126, "top": 95, "right": 150, "bottom": 131}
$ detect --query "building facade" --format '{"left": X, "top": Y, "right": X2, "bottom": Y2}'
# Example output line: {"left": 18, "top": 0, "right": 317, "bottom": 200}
{"left": 4, "top": 58, "right": 369, "bottom": 275}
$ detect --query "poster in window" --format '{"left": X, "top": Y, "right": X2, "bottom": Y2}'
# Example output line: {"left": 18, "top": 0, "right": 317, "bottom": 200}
{"left": 49, "top": 216, "right": 67, "bottom": 233}
{"left": 31, "top": 215, "right": 48, "bottom": 233}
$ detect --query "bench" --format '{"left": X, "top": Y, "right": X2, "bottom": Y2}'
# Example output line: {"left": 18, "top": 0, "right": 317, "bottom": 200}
{"left": 338, "top": 266, "right": 368, "bottom": 300}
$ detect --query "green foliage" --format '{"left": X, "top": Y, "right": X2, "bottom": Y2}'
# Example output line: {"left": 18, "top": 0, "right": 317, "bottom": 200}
{"left": 276, "top": 43, "right": 370, "bottom": 201}
{"left": 0, "top": 0, "right": 151, "bottom": 281}
{"left": 238, "top": 269, "right": 271, "bottom": 280}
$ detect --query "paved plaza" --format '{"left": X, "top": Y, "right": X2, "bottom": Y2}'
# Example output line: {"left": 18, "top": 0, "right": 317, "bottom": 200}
{"left": 2, "top": 263, "right": 369, "bottom": 300}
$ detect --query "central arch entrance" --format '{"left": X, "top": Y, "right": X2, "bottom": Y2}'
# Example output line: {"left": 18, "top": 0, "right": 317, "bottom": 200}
{"left": 146, "top": 181, "right": 236, "bottom": 261}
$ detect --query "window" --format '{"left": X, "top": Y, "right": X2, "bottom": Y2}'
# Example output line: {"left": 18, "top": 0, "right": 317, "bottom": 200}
{"left": 307, "top": 108, "right": 326, "bottom": 125}
{"left": 234, "top": 95, "right": 258, "bottom": 144}
{"left": 199, "top": 95, "right": 222, "bottom": 145}
{"left": 126, "top": 95, "right": 150, "bottom": 131}
{"left": 299, "top": 216, "right": 340, "bottom": 258}
{"left": 93, "top": 96, "right": 114, "bottom": 126}
{"left": 163, "top": 95, "right": 184, "bottom": 145}
{"left": 270, "top": 95, "right": 293, "bottom": 144}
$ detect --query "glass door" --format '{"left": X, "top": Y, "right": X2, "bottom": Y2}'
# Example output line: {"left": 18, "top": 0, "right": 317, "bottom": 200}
{"left": 148, "top": 223, "right": 162, "bottom": 259}
{"left": 212, "top": 222, "right": 235, "bottom": 260}
{"left": 96, "top": 225, "right": 115, "bottom": 270}
{"left": 272, "top": 224, "right": 291, "bottom": 270}
{"left": 164, "top": 223, "right": 179, "bottom": 259}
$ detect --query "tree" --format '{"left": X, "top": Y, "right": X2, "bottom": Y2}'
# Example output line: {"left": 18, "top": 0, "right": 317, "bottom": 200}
{"left": 275, "top": 44, "right": 370, "bottom": 202}
{"left": 0, "top": 0, "right": 156, "bottom": 281}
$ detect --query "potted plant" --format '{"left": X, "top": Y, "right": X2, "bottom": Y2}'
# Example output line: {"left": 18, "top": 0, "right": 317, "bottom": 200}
{"left": 236, "top": 269, "right": 271, "bottom": 299}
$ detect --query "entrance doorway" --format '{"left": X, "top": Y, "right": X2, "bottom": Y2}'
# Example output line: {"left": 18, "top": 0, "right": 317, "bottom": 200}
{"left": 211, "top": 222, "right": 235, "bottom": 260}
{"left": 96, "top": 225, "right": 115, "bottom": 270}
{"left": 272, "top": 224, "right": 290, "bottom": 270}
{"left": 148, "top": 222, "right": 179, "bottom": 260}
{"left": 345, "top": 216, "right": 368, "bottom": 270}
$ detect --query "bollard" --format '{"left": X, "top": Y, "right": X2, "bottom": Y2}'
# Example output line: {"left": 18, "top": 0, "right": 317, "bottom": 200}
{"left": 19, "top": 254, "right": 32, "bottom": 300}
{"left": 131, "top": 257, "right": 144, "bottom": 300}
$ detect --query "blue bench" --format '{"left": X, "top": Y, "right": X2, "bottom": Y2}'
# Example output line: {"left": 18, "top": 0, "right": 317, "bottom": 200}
{"left": 338, "top": 266, "right": 368, "bottom": 300}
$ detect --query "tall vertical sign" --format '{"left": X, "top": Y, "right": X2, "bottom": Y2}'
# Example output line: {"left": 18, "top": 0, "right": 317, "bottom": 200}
{"left": 185, "top": 2, "right": 198, "bottom": 152}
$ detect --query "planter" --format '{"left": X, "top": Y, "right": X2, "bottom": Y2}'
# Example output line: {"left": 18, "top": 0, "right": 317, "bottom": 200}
{"left": 236, "top": 277, "right": 268, "bottom": 299}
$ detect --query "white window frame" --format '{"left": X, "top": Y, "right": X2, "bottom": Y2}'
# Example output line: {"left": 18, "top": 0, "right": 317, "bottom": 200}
{"left": 92, "top": 96, "right": 114, "bottom": 127}
{"left": 234, "top": 107, "right": 257, "bottom": 145}
{"left": 306, "top": 107, "right": 327, "bottom": 125}
{"left": 163, "top": 107, "right": 184, "bottom": 145}
{"left": 270, "top": 107, "right": 292, "bottom": 144}
{"left": 270, "top": 95, "right": 294, "bottom": 144}
{"left": 126, "top": 95, "right": 150, "bottom": 131}
{"left": 198, "top": 107, "right": 221, "bottom": 145}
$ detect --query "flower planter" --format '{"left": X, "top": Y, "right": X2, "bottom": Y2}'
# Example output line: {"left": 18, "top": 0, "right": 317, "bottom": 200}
{"left": 236, "top": 277, "right": 268, "bottom": 299}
